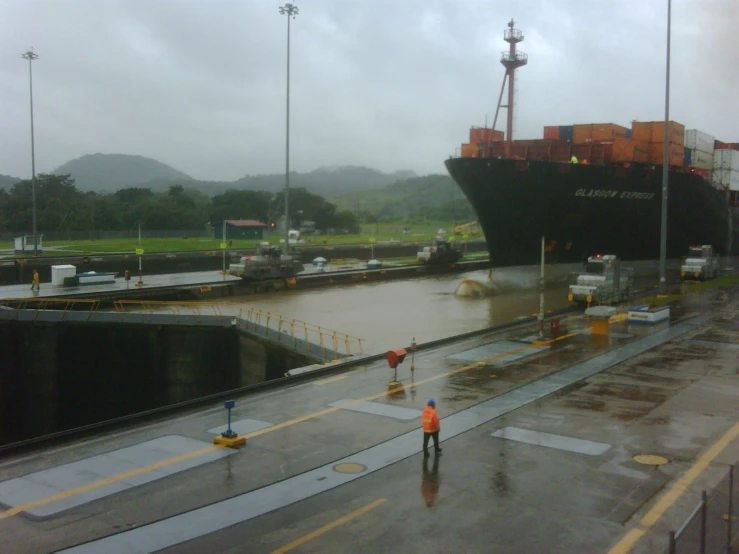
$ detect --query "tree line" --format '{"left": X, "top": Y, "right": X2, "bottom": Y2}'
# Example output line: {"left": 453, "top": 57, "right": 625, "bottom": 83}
{"left": 0, "top": 174, "right": 360, "bottom": 234}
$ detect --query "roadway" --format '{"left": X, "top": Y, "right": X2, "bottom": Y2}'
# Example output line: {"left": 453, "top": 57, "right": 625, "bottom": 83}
{"left": 1, "top": 285, "right": 738, "bottom": 552}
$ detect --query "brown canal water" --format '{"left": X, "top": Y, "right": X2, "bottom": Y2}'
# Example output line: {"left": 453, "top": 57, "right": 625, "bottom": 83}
{"left": 221, "top": 267, "right": 576, "bottom": 355}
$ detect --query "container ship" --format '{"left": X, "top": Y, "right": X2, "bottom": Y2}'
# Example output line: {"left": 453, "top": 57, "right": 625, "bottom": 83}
{"left": 445, "top": 20, "right": 739, "bottom": 267}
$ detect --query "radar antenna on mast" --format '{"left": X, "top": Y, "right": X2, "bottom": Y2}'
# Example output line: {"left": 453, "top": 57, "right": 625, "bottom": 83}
{"left": 491, "top": 19, "right": 528, "bottom": 158}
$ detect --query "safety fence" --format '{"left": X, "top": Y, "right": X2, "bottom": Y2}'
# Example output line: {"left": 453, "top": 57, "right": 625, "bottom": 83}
{"left": 666, "top": 464, "right": 738, "bottom": 553}
{"left": 241, "top": 305, "right": 364, "bottom": 358}
{"left": 0, "top": 229, "right": 211, "bottom": 242}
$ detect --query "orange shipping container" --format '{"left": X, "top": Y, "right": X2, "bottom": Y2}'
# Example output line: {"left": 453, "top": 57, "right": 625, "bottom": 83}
{"left": 470, "top": 127, "right": 504, "bottom": 144}
{"left": 612, "top": 139, "right": 650, "bottom": 163}
{"left": 573, "top": 124, "right": 594, "bottom": 144}
{"left": 543, "top": 126, "right": 560, "bottom": 140}
{"left": 648, "top": 142, "right": 684, "bottom": 166}
{"left": 650, "top": 121, "right": 685, "bottom": 145}
{"left": 461, "top": 143, "right": 478, "bottom": 158}
{"left": 631, "top": 122, "right": 652, "bottom": 143}
{"left": 592, "top": 123, "right": 629, "bottom": 141}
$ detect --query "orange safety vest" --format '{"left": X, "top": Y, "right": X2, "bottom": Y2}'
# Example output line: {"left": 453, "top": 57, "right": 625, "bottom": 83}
{"left": 421, "top": 406, "right": 440, "bottom": 433}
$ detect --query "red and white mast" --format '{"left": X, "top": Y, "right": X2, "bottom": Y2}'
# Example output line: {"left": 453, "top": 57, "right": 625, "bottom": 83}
{"left": 494, "top": 19, "right": 527, "bottom": 158}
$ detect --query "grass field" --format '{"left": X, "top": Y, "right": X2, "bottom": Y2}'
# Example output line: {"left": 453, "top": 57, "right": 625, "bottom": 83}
{"left": 8, "top": 221, "right": 484, "bottom": 257}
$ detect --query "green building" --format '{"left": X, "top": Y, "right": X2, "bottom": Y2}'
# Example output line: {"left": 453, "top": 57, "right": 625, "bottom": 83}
{"left": 212, "top": 220, "right": 268, "bottom": 240}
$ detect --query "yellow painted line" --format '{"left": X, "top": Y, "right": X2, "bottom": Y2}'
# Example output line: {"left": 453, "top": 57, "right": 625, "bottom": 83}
{"left": 270, "top": 498, "right": 387, "bottom": 554}
{"left": 0, "top": 444, "right": 225, "bottom": 520}
{"left": 313, "top": 375, "right": 348, "bottom": 386}
{"left": 607, "top": 421, "right": 739, "bottom": 554}
{"left": 0, "top": 328, "right": 577, "bottom": 521}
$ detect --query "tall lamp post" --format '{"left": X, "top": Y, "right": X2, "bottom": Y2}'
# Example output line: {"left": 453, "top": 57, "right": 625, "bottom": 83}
{"left": 279, "top": 2, "right": 298, "bottom": 253}
{"left": 21, "top": 49, "right": 39, "bottom": 255}
{"left": 658, "top": 0, "right": 672, "bottom": 294}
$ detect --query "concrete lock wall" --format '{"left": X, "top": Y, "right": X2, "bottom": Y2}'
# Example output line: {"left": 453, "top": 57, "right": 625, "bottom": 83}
{"left": 0, "top": 320, "right": 314, "bottom": 447}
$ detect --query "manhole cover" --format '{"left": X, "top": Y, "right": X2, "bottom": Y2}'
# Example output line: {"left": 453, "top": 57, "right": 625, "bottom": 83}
{"left": 333, "top": 462, "right": 367, "bottom": 474}
{"left": 633, "top": 454, "right": 669, "bottom": 466}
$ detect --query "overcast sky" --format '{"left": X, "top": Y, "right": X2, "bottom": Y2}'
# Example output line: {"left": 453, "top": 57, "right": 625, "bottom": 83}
{"left": 1, "top": 0, "right": 737, "bottom": 181}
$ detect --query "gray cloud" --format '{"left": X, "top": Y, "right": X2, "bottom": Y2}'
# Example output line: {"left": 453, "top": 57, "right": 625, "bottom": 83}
{"left": 1, "top": 0, "right": 737, "bottom": 182}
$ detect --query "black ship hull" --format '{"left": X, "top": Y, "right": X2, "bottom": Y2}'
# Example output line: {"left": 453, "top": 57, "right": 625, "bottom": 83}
{"left": 445, "top": 158, "right": 737, "bottom": 267}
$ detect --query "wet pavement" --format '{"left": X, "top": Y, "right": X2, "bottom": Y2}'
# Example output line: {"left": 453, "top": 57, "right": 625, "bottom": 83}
{"left": 0, "top": 270, "right": 240, "bottom": 300}
{"left": 1, "top": 282, "right": 739, "bottom": 552}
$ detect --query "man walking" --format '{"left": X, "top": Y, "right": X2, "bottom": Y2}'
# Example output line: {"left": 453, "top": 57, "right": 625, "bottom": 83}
{"left": 421, "top": 399, "right": 442, "bottom": 457}
{"left": 30, "top": 269, "right": 40, "bottom": 291}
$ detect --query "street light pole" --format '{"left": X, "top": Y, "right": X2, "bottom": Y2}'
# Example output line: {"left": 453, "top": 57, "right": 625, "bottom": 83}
{"left": 658, "top": 0, "right": 672, "bottom": 294}
{"left": 21, "top": 49, "right": 39, "bottom": 255}
{"left": 279, "top": 3, "right": 298, "bottom": 254}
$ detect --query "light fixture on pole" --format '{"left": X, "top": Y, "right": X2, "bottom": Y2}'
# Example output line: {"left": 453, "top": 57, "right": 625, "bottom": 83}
{"left": 279, "top": 2, "right": 298, "bottom": 254}
{"left": 658, "top": 0, "right": 672, "bottom": 295}
{"left": 21, "top": 48, "right": 39, "bottom": 255}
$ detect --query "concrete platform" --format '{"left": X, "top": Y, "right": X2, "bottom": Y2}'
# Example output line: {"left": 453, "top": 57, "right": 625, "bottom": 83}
{"left": 1, "top": 289, "right": 739, "bottom": 553}
{"left": 0, "top": 270, "right": 241, "bottom": 301}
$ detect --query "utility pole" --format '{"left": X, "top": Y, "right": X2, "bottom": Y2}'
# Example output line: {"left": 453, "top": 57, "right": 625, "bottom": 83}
{"left": 279, "top": 3, "right": 299, "bottom": 253}
{"left": 658, "top": 0, "right": 672, "bottom": 295}
{"left": 21, "top": 49, "right": 39, "bottom": 255}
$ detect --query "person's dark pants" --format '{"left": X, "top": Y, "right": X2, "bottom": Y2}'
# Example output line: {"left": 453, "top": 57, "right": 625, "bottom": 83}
{"left": 423, "top": 431, "right": 441, "bottom": 455}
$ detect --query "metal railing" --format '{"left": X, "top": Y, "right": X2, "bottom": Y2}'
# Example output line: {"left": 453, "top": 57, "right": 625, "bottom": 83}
{"left": 666, "top": 464, "right": 738, "bottom": 553}
{"left": 0, "top": 297, "right": 100, "bottom": 320}
{"left": 242, "top": 306, "right": 364, "bottom": 358}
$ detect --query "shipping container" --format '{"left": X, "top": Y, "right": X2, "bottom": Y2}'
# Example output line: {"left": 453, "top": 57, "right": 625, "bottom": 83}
{"left": 573, "top": 124, "right": 593, "bottom": 144}
{"left": 572, "top": 144, "right": 593, "bottom": 162}
{"left": 543, "top": 126, "right": 560, "bottom": 140}
{"left": 650, "top": 120, "right": 685, "bottom": 145}
{"left": 715, "top": 142, "right": 739, "bottom": 151}
{"left": 612, "top": 139, "right": 649, "bottom": 163}
{"left": 470, "top": 127, "right": 504, "bottom": 144}
{"left": 648, "top": 142, "right": 684, "bottom": 166}
{"left": 631, "top": 122, "right": 652, "bottom": 143}
{"left": 684, "top": 147, "right": 692, "bottom": 166}
{"left": 559, "top": 126, "right": 574, "bottom": 142}
{"left": 714, "top": 148, "right": 739, "bottom": 170}
{"left": 711, "top": 169, "right": 739, "bottom": 191}
{"left": 592, "top": 123, "right": 629, "bottom": 141}
{"left": 625, "top": 129, "right": 632, "bottom": 139}
{"left": 461, "top": 143, "right": 478, "bottom": 158}
{"left": 685, "top": 148, "right": 713, "bottom": 170}
{"left": 685, "top": 129, "right": 715, "bottom": 154}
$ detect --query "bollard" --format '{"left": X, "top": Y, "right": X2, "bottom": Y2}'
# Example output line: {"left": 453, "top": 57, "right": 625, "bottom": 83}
{"left": 410, "top": 337, "right": 417, "bottom": 372}
{"left": 213, "top": 399, "right": 246, "bottom": 447}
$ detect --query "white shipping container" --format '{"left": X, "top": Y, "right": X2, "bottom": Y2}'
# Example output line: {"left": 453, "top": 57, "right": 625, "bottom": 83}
{"left": 711, "top": 169, "right": 739, "bottom": 191}
{"left": 688, "top": 148, "right": 713, "bottom": 170}
{"left": 685, "top": 129, "right": 715, "bottom": 154}
{"left": 713, "top": 149, "right": 739, "bottom": 170}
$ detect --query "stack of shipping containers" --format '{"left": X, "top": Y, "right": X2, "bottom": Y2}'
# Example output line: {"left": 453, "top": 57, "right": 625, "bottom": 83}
{"left": 684, "top": 129, "right": 715, "bottom": 178}
{"left": 713, "top": 146, "right": 739, "bottom": 196}
{"left": 632, "top": 121, "right": 685, "bottom": 166}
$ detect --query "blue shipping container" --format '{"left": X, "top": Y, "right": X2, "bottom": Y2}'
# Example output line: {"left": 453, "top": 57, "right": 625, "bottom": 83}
{"left": 559, "top": 126, "right": 574, "bottom": 142}
{"left": 626, "top": 129, "right": 632, "bottom": 139}
{"left": 684, "top": 147, "right": 692, "bottom": 166}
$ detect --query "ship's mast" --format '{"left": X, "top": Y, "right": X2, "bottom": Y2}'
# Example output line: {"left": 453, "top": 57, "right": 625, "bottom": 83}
{"left": 499, "top": 19, "right": 527, "bottom": 158}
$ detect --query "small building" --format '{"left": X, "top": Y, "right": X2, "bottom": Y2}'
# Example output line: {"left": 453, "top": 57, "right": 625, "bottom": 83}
{"left": 212, "top": 220, "right": 268, "bottom": 240}
{"left": 14, "top": 235, "right": 43, "bottom": 253}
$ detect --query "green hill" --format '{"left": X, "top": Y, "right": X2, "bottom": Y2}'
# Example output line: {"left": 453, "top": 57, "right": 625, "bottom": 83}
{"left": 0, "top": 174, "right": 20, "bottom": 189}
{"left": 53, "top": 153, "right": 194, "bottom": 192}
{"left": 330, "top": 174, "right": 474, "bottom": 221}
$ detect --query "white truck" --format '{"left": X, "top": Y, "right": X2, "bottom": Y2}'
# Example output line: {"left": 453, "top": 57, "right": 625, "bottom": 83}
{"left": 568, "top": 254, "right": 634, "bottom": 305}
{"left": 681, "top": 245, "right": 718, "bottom": 280}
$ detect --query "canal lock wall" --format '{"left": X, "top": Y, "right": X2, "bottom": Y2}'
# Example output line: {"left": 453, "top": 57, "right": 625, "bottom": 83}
{"left": 0, "top": 320, "right": 314, "bottom": 446}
